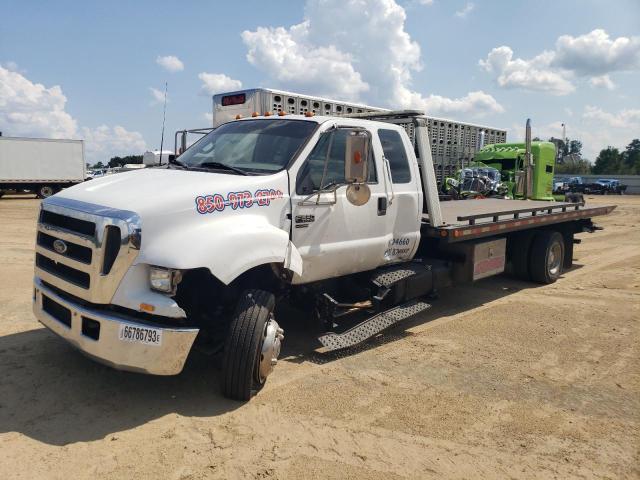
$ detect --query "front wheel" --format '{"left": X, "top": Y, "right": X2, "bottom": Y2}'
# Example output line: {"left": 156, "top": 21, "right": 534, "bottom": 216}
{"left": 221, "top": 289, "right": 283, "bottom": 401}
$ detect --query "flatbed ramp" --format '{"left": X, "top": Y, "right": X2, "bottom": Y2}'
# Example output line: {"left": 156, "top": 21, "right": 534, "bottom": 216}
{"left": 422, "top": 199, "right": 616, "bottom": 242}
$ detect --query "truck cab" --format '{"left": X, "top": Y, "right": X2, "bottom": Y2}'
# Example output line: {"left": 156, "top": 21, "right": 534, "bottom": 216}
{"left": 32, "top": 114, "right": 424, "bottom": 400}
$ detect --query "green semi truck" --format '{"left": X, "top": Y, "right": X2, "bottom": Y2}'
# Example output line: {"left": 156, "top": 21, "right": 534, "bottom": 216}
{"left": 474, "top": 141, "right": 556, "bottom": 201}
{"left": 444, "top": 120, "right": 579, "bottom": 202}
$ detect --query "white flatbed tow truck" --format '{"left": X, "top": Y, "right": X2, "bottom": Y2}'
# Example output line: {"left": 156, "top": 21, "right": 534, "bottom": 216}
{"left": 32, "top": 108, "right": 614, "bottom": 400}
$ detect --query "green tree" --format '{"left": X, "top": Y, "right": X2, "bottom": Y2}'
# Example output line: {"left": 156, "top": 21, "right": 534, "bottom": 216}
{"left": 592, "top": 147, "right": 622, "bottom": 174}
{"left": 555, "top": 157, "right": 591, "bottom": 174}
{"left": 92, "top": 161, "right": 104, "bottom": 169}
{"left": 622, "top": 139, "right": 640, "bottom": 174}
{"left": 569, "top": 140, "right": 582, "bottom": 155}
{"left": 108, "top": 155, "right": 143, "bottom": 168}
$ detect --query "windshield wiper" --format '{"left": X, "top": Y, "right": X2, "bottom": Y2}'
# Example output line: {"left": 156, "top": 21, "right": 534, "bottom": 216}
{"left": 168, "top": 158, "right": 187, "bottom": 169}
{"left": 197, "top": 161, "right": 248, "bottom": 176}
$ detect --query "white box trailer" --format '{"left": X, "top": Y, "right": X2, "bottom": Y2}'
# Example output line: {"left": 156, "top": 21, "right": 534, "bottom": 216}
{"left": 210, "top": 88, "right": 508, "bottom": 181}
{"left": 0, "top": 137, "right": 85, "bottom": 199}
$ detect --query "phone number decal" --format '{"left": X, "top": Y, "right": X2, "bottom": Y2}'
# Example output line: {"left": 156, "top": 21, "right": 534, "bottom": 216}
{"left": 195, "top": 189, "right": 284, "bottom": 214}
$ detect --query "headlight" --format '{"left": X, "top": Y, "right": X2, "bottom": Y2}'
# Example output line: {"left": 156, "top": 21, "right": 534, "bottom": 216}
{"left": 149, "top": 266, "right": 181, "bottom": 294}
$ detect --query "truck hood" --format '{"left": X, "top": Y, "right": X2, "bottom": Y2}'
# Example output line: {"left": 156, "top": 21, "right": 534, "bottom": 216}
{"left": 55, "top": 168, "right": 288, "bottom": 216}
{"left": 51, "top": 168, "right": 293, "bottom": 277}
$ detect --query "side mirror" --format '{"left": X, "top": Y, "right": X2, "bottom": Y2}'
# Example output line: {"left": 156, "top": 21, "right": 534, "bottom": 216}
{"left": 344, "top": 130, "right": 370, "bottom": 184}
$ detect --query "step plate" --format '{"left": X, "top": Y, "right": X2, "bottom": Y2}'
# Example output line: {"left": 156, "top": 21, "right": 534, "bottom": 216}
{"left": 318, "top": 300, "right": 431, "bottom": 352}
{"left": 371, "top": 264, "right": 426, "bottom": 287}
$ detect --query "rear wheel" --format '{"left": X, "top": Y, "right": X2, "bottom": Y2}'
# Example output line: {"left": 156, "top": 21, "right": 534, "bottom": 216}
{"left": 530, "top": 231, "right": 564, "bottom": 284}
{"left": 221, "top": 289, "right": 283, "bottom": 401}
{"left": 508, "top": 231, "right": 535, "bottom": 281}
{"left": 37, "top": 185, "right": 56, "bottom": 199}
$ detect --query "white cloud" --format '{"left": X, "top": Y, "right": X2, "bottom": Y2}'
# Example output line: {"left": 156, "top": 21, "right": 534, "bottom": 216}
{"left": 506, "top": 107, "right": 640, "bottom": 159}
{"left": 552, "top": 29, "right": 640, "bottom": 76}
{"left": 241, "top": 0, "right": 502, "bottom": 117}
{"left": 241, "top": 24, "right": 369, "bottom": 100}
{"left": 481, "top": 29, "right": 640, "bottom": 95}
{"left": 198, "top": 72, "right": 243, "bottom": 95}
{"left": 396, "top": 88, "right": 504, "bottom": 116}
{"left": 589, "top": 74, "right": 615, "bottom": 90}
{"left": 455, "top": 2, "right": 474, "bottom": 18}
{"left": 417, "top": 0, "right": 434, "bottom": 5}
{"left": 0, "top": 65, "right": 146, "bottom": 163}
{"left": 2, "top": 61, "right": 25, "bottom": 73}
{"left": 156, "top": 55, "right": 184, "bottom": 72}
{"left": 81, "top": 125, "right": 147, "bottom": 159}
{"left": 582, "top": 105, "right": 640, "bottom": 129}
{"left": 0, "top": 65, "right": 77, "bottom": 138}
{"left": 479, "top": 46, "right": 575, "bottom": 95}
{"left": 149, "top": 87, "right": 167, "bottom": 105}
{"left": 203, "top": 112, "right": 213, "bottom": 123}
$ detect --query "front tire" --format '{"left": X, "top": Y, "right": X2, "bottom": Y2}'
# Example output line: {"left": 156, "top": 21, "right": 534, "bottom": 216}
{"left": 221, "top": 289, "right": 283, "bottom": 401}
{"left": 530, "top": 231, "right": 565, "bottom": 284}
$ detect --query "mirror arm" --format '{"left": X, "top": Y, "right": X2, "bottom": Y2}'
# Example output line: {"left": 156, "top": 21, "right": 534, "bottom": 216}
{"left": 317, "top": 132, "right": 336, "bottom": 205}
{"left": 383, "top": 156, "right": 395, "bottom": 205}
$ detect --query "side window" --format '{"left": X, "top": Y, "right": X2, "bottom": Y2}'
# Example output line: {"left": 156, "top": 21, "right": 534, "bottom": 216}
{"left": 378, "top": 129, "right": 411, "bottom": 184}
{"left": 297, "top": 129, "right": 377, "bottom": 195}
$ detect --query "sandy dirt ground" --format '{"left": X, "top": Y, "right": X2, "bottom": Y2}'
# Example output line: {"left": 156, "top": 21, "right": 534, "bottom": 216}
{"left": 0, "top": 194, "right": 638, "bottom": 479}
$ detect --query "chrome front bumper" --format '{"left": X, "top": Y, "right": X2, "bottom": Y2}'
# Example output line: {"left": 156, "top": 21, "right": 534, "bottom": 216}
{"left": 33, "top": 278, "right": 199, "bottom": 375}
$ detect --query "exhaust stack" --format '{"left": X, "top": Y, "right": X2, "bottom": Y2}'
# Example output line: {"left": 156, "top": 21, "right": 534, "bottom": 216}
{"left": 524, "top": 119, "right": 533, "bottom": 199}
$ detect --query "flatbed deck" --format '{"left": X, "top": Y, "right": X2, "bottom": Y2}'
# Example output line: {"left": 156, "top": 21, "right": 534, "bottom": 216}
{"left": 422, "top": 199, "right": 616, "bottom": 242}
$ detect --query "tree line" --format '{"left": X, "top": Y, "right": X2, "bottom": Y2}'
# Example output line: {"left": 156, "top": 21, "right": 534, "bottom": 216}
{"left": 532, "top": 137, "right": 640, "bottom": 175}
{"left": 88, "top": 155, "right": 143, "bottom": 170}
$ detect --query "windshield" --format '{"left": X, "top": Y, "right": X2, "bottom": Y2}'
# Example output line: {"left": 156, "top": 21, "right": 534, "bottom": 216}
{"left": 176, "top": 119, "right": 317, "bottom": 174}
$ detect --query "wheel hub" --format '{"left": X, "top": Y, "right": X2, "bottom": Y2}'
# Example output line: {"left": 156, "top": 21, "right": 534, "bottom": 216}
{"left": 548, "top": 243, "right": 562, "bottom": 275}
{"left": 256, "top": 316, "right": 284, "bottom": 383}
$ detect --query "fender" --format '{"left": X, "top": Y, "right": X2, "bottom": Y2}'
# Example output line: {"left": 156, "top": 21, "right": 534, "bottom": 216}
{"left": 135, "top": 214, "right": 303, "bottom": 285}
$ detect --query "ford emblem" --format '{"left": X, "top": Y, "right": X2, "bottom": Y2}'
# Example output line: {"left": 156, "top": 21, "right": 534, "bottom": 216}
{"left": 53, "top": 239, "right": 68, "bottom": 255}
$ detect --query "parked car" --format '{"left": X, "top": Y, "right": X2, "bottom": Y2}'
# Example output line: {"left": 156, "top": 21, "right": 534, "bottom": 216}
{"left": 595, "top": 179, "right": 627, "bottom": 195}
{"left": 553, "top": 177, "right": 569, "bottom": 194}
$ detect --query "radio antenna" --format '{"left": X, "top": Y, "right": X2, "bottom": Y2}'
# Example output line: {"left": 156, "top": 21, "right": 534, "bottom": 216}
{"left": 158, "top": 81, "right": 168, "bottom": 166}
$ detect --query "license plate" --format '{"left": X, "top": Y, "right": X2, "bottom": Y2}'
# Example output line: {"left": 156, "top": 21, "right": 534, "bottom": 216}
{"left": 118, "top": 324, "right": 162, "bottom": 346}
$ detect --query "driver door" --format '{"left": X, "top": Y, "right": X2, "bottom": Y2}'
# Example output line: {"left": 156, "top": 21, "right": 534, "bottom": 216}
{"left": 289, "top": 127, "right": 390, "bottom": 284}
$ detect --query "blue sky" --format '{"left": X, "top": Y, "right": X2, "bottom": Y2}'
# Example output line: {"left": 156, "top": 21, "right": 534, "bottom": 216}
{"left": 1, "top": 0, "right": 639, "bottom": 163}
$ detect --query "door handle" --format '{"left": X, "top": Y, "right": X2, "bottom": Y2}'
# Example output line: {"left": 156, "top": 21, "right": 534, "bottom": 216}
{"left": 378, "top": 197, "right": 387, "bottom": 216}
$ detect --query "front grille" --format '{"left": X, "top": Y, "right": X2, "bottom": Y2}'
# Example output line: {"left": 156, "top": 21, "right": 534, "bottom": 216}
{"left": 40, "top": 210, "right": 96, "bottom": 237}
{"left": 42, "top": 295, "right": 72, "bottom": 327}
{"left": 36, "top": 253, "right": 90, "bottom": 289}
{"left": 37, "top": 231, "right": 93, "bottom": 264}
{"left": 102, "top": 226, "right": 121, "bottom": 275}
{"left": 35, "top": 201, "right": 139, "bottom": 304}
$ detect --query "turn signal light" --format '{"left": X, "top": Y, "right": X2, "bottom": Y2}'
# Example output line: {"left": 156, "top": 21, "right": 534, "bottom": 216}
{"left": 252, "top": 111, "right": 259, "bottom": 117}
{"left": 304, "top": 111, "right": 315, "bottom": 117}
{"left": 264, "top": 111, "right": 272, "bottom": 116}
{"left": 278, "top": 111, "right": 286, "bottom": 116}
{"left": 235, "top": 114, "right": 242, "bottom": 120}
{"left": 139, "top": 303, "right": 155, "bottom": 313}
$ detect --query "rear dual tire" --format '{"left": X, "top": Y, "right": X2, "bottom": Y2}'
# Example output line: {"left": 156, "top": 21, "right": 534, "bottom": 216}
{"left": 530, "top": 231, "right": 565, "bottom": 284}
{"left": 510, "top": 230, "right": 565, "bottom": 284}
